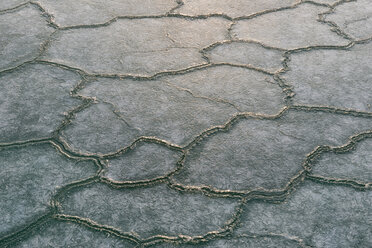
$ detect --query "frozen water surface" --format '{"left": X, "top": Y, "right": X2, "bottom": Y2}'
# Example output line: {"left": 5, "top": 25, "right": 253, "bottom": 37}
{"left": 1, "top": 0, "right": 371, "bottom": 247}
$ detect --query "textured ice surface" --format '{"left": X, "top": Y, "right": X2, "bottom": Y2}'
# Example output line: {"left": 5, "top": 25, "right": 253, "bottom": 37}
{"left": 164, "top": 65, "right": 285, "bottom": 113}
{"left": 205, "top": 41, "right": 285, "bottom": 73}
{"left": 285, "top": 42, "right": 372, "bottom": 112}
{"left": 237, "top": 181, "right": 372, "bottom": 247}
{"left": 62, "top": 78, "right": 237, "bottom": 154}
{"left": 0, "top": 64, "right": 81, "bottom": 143}
{"left": 312, "top": 137, "right": 372, "bottom": 183}
{"left": 36, "top": 0, "right": 177, "bottom": 27}
{"left": 310, "top": 0, "right": 339, "bottom": 4}
{"left": 173, "top": 110, "right": 372, "bottom": 191}
{"left": 156, "top": 235, "right": 301, "bottom": 248}
{"left": 0, "top": 0, "right": 27, "bottom": 11}
{"left": 43, "top": 18, "right": 230, "bottom": 76}
{"left": 60, "top": 183, "right": 239, "bottom": 239}
{"left": 0, "top": 143, "right": 97, "bottom": 236}
{"left": 14, "top": 220, "right": 135, "bottom": 248}
{"left": 175, "top": 0, "right": 297, "bottom": 18}
{"left": 1, "top": 0, "right": 372, "bottom": 246}
{"left": 105, "top": 142, "right": 182, "bottom": 181}
{"left": 326, "top": 0, "right": 372, "bottom": 40}
{"left": 232, "top": 4, "right": 349, "bottom": 49}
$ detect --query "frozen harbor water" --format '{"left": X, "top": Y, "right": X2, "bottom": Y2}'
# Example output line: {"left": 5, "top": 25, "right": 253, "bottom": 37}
{"left": 0, "top": 0, "right": 371, "bottom": 247}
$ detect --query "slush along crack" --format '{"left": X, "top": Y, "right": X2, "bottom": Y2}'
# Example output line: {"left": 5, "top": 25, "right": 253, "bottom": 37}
{"left": 0, "top": 107, "right": 316, "bottom": 246}
{"left": 307, "top": 174, "right": 372, "bottom": 190}
{"left": 53, "top": 103, "right": 372, "bottom": 161}
{"left": 166, "top": 106, "right": 372, "bottom": 197}
{"left": 306, "top": 130, "right": 372, "bottom": 190}
{"left": 317, "top": 0, "right": 357, "bottom": 41}
{"left": 1, "top": 107, "right": 370, "bottom": 247}
{"left": 4, "top": 1, "right": 353, "bottom": 96}
{"left": 34, "top": 59, "right": 276, "bottom": 84}
{"left": 50, "top": 181, "right": 247, "bottom": 247}
{"left": 0, "top": 140, "right": 103, "bottom": 247}
{"left": 0, "top": 0, "right": 354, "bottom": 82}
{"left": 0, "top": 26, "right": 58, "bottom": 77}
{"left": 37, "top": 0, "right": 329, "bottom": 31}
{"left": 1, "top": 1, "right": 371, "bottom": 246}
{"left": 99, "top": 151, "right": 187, "bottom": 188}
{"left": 202, "top": 39, "right": 287, "bottom": 53}
{"left": 0, "top": 212, "right": 55, "bottom": 248}
{"left": 0, "top": 1, "right": 29, "bottom": 14}
{"left": 29, "top": 1, "right": 58, "bottom": 29}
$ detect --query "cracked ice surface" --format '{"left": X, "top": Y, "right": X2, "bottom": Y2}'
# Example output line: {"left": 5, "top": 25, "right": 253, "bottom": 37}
{"left": 166, "top": 66, "right": 286, "bottom": 113}
{"left": 232, "top": 3, "right": 350, "bottom": 49}
{"left": 325, "top": 0, "right": 372, "bottom": 40}
{"left": 42, "top": 18, "right": 230, "bottom": 76}
{"left": 0, "top": 143, "right": 97, "bottom": 236}
{"left": 0, "top": 0, "right": 27, "bottom": 11}
{"left": 62, "top": 78, "right": 237, "bottom": 153}
{"left": 0, "top": 5, "right": 54, "bottom": 71}
{"left": 0, "top": 64, "right": 82, "bottom": 143}
{"left": 14, "top": 220, "right": 135, "bottom": 248}
{"left": 284, "top": 42, "right": 372, "bottom": 112}
{"left": 35, "top": 0, "right": 178, "bottom": 27}
{"left": 174, "top": 0, "right": 297, "bottom": 18}
{"left": 60, "top": 183, "right": 239, "bottom": 239}
{"left": 204, "top": 41, "right": 285, "bottom": 73}
{"left": 1, "top": 0, "right": 372, "bottom": 247}
{"left": 237, "top": 181, "right": 372, "bottom": 248}
{"left": 156, "top": 235, "right": 301, "bottom": 248}
{"left": 104, "top": 142, "right": 183, "bottom": 181}
{"left": 172, "top": 110, "right": 372, "bottom": 191}
{"left": 311, "top": 137, "right": 372, "bottom": 184}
